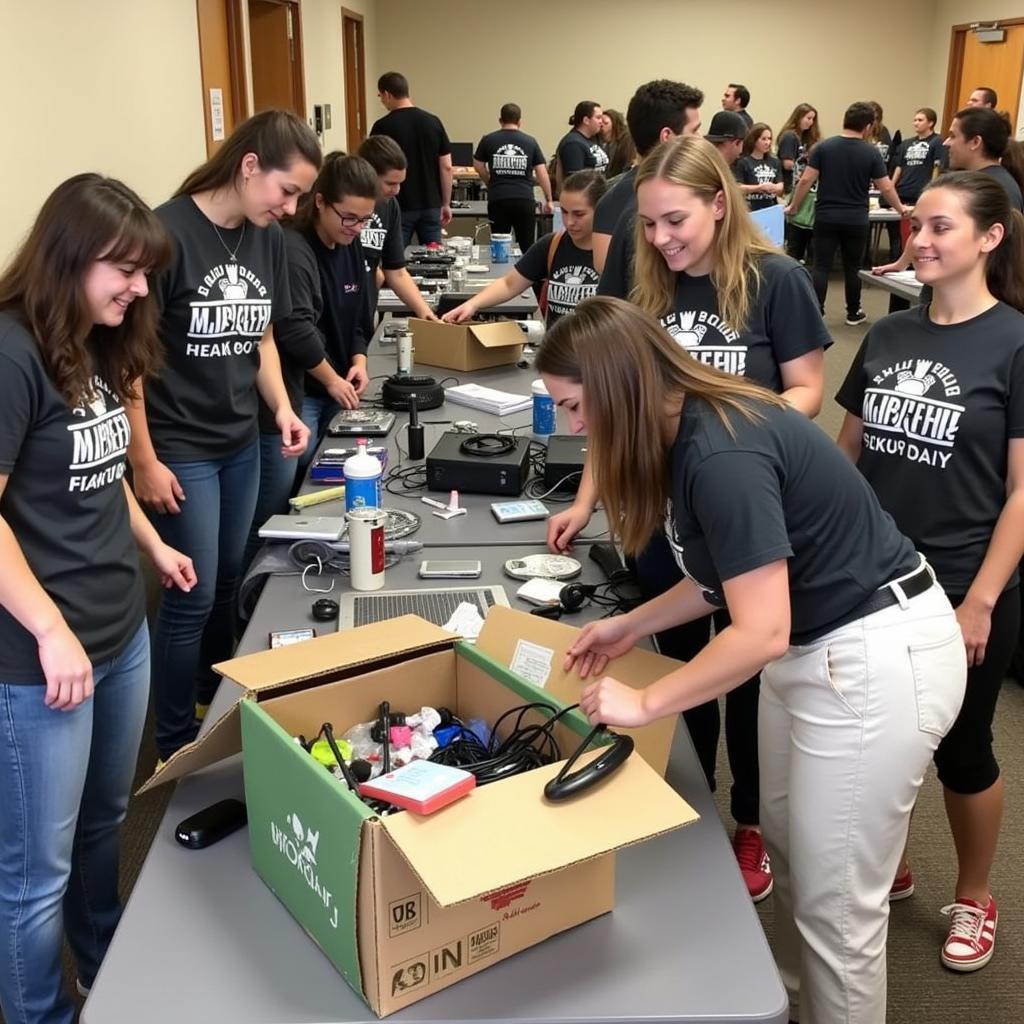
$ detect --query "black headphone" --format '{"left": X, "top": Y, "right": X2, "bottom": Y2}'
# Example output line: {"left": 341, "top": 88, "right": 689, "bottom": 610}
{"left": 530, "top": 583, "right": 599, "bottom": 619}
{"left": 544, "top": 725, "right": 634, "bottom": 801}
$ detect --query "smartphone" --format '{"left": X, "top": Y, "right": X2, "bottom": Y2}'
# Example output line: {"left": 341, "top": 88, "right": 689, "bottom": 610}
{"left": 418, "top": 559, "right": 483, "bottom": 579}
{"left": 175, "top": 798, "right": 247, "bottom": 849}
{"left": 258, "top": 515, "right": 346, "bottom": 541}
{"left": 490, "top": 499, "right": 550, "bottom": 523}
{"left": 270, "top": 627, "right": 316, "bottom": 649}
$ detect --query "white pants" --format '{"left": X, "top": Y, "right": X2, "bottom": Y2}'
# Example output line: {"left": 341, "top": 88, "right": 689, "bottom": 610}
{"left": 760, "top": 580, "right": 966, "bottom": 1024}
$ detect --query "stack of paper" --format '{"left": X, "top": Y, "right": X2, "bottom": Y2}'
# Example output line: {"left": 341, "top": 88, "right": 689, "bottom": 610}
{"left": 884, "top": 271, "right": 921, "bottom": 285}
{"left": 444, "top": 383, "right": 532, "bottom": 417}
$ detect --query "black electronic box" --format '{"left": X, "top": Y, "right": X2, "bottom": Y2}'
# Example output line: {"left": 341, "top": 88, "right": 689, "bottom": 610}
{"left": 426, "top": 432, "right": 531, "bottom": 496}
{"left": 543, "top": 434, "right": 589, "bottom": 493}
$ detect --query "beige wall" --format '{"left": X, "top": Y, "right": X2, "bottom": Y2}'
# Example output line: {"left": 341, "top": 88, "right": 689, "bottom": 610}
{"left": 375, "top": 0, "right": 943, "bottom": 157}
{"left": 0, "top": 0, "right": 380, "bottom": 263}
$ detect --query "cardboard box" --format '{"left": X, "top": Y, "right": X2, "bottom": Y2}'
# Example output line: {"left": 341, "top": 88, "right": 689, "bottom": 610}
{"left": 142, "top": 608, "right": 698, "bottom": 1016}
{"left": 410, "top": 317, "right": 524, "bottom": 371}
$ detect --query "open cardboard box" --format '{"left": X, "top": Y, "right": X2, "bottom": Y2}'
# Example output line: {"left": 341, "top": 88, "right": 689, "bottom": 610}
{"left": 410, "top": 316, "right": 524, "bottom": 371}
{"left": 141, "top": 607, "right": 698, "bottom": 1016}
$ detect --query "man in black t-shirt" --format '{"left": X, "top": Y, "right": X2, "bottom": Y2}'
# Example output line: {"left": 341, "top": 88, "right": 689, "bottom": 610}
{"left": 705, "top": 112, "right": 746, "bottom": 169}
{"left": 556, "top": 101, "right": 609, "bottom": 189}
{"left": 474, "top": 103, "right": 552, "bottom": 251}
{"left": 722, "top": 83, "right": 753, "bottom": 129}
{"left": 592, "top": 80, "right": 704, "bottom": 275}
{"left": 786, "top": 101, "right": 907, "bottom": 326}
{"left": 370, "top": 71, "right": 452, "bottom": 245}
{"left": 944, "top": 106, "right": 1024, "bottom": 212}
{"left": 893, "top": 108, "right": 948, "bottom": 206}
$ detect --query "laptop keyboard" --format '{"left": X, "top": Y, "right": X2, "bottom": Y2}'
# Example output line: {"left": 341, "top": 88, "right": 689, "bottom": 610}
{"left": 352, "top": 589, "right": 497, "bottom": 628}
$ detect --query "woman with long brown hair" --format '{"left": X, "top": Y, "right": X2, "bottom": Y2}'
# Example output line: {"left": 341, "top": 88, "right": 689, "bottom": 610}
{"left": 537, "top": 295, "right": 966, "bottom": 1024}
{"left": 0, "top": 174, "right": 195, "bottom": 1024}
{"left": 125, "top": 110, "right": 319, "bottom": 762}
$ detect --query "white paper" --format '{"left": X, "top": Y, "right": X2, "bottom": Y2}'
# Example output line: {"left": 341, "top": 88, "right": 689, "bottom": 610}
{"left": 510, "top": 639, "right": 554, "bottom": 688}
{"left": 442, "top": 602, "right": 485, "bottom": 640}
{"left": 209, "top": 88, "right": 225, "bottom": 141}
{"left": 445, "top": 383, "right": 532, "bottom": 417}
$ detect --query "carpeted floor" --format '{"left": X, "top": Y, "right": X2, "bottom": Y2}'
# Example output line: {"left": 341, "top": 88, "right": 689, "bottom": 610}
{"left": 14, "top": 277, "right": 1022, "bottom": 1023}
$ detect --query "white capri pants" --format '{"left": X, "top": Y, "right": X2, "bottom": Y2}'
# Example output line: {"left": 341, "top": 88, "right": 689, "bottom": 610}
{"left": 759, "top": 574, "right": 966, "bottom": 1024}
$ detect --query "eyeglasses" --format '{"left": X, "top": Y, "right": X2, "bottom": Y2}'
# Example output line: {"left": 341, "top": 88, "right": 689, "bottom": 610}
{"left": 329, "top": 203, "right": 374, "bottom": 228}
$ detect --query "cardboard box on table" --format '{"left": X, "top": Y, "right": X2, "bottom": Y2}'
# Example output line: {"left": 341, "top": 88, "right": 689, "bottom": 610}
{"left": 410, "top": 317, "right": 524, "bottom": 371}
{"left": 141, "top": 606, "right": 698, "bottom": 1017}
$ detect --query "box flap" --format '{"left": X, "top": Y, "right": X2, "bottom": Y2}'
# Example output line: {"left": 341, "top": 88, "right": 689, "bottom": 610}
{"left": 380, "top": 749, "right": 696, "bottom": 907}
{"left": 474, "top": 606, "right": 679, "bottom": 774}
{"left": 213, "top": 616, "right": 456, "bottom": 693}
{"left": 136, "top": 702, "right": 242, "bottom": 793}
{"left": 466, "top": 321, "right": 528, "bottom": 349}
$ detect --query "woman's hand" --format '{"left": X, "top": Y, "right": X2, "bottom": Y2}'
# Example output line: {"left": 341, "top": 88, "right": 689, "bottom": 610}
{"left": 546, "top": 503, "right": 593, "bottom": 553}
{"left": 441, "top": 301, "right": 477, "bottom": 324}
{"left": 956, "top": 596, "right": 992, "bottom": 667}
{"left": 579, "top": 675, "right": 651, "bottom": 729}
{"left": 38, "top": 622, "right": 93, "bottom": 711}
{"left": 276, "top": 408, "right": 310, "bottom": 459}
{"left": 872, "top": 260, "right": 903, "bottom": 276}
{"left": 132, "top": 459, "right": 186, "bottom": 515}
{"left": 148, "top": 542, "right": 197, "bottom": 592}
{"left": 564, "top": 617, "right": 640, "bottom": 679}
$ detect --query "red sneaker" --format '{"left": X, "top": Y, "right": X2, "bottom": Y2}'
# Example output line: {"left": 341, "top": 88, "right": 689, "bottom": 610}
{"left": 733, "top": 827, "right": 773, "bottom": 902}
{"left": 889, "top": 867, "right": 915, "bottom": 901}
{"left": 940, "top": 895, "right": 998, "bottom": 972}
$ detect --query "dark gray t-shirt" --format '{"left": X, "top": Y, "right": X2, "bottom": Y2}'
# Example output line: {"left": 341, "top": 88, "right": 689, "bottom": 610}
{"left": 981, "top": 163, "right": 1024, "bottom": 212}
{"left": 475, "top": 129, "right": 545, "bottom": 202}
{"left": 737, "top": 155, "right": 783, "bottom": 210}
{"left": 808, "top": 135, "right": 887, "bottom": 225}
{"left": 515, "top": 232, "right": 599, "bottom": 327}
{"left": 557, "top": 130, "right": 609, "bottom": 174}
{"left": 369, "top": 107, "right": 451, "bottom": 211}
{"left": 659, "top": 254, "right": 831, "bottom": 391}
{"left": 596, "top": 206, "right": 636, "bottom": 300}
{"left": 593, "top": 168, "right": 637, "bottom": 235}
{"left": 0, "top": 314, "right": 145, "bottom": 681}
{"left": 777, "top": 130, "right": 806, "bottom": 194}
{"left": 150, "top": 196, "right": 291, "bottom": 460}
{"left": 836, "top": 302, "right": 1024, "bottom": 593}
{"left": 361, "top": 196, "right": 405, "bottom": 312}
{"left": 668, "top": 395, "right": 919, "bottom": 644}
{"left": 895, "top": 133, "right": 947, "bottom": 202}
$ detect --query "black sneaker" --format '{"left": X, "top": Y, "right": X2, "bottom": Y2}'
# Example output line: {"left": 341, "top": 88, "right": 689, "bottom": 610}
{"left": 845, "top": 310, "right": 867, "bottom": 326}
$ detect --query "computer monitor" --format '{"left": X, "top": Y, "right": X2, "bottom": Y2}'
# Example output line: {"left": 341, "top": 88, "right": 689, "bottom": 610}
{"left": 450, "top": 141, "right": 474, "bottom": 167}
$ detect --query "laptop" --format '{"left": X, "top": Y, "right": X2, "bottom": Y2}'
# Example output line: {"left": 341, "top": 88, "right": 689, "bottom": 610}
{"left": 338, "top": 585, "right": 509, "bottom": 630}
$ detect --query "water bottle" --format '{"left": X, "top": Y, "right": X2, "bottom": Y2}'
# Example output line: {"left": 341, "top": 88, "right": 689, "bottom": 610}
{"left": 531, "top": 379, "right": 556, "bottom": 437}
{"left": 343, "top": 438, "right": 383, "bottom": 511}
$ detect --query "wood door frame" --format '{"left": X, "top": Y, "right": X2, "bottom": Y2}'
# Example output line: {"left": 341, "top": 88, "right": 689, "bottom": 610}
{"left": 943, "top": 18, "right": 1024, "bottom": 129}
{"left": 341, "top": 6, "right": 367, "bottom": 151}
{"left": 195, "top": 0, "right": 249, "bottom": 155}
{"left": 248, "top": 0, "right": 307, "bottom": 118}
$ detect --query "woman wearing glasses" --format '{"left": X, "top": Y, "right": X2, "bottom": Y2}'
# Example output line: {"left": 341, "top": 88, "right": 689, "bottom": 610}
{"left": 244, "top": 153, "right": 380, "bottom": 566}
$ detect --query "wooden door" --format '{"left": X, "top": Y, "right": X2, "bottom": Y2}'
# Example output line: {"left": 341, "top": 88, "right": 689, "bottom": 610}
{"left": 196, "top": 0, "right": 246, "bottom": 155}
{"left": 249, "top": 0, "right": 306, "bottom": 116}
{"left": 944, "top": 21, "right": 1024, "bottom": 129}
{"left": 342, "top": 8, "right": 367, "bottom": 151}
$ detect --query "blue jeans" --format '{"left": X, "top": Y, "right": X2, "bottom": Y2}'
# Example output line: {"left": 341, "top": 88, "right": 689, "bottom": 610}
{"left": 0, "top": 622, "right": 149, "bottom": 1024}
{"left": 299, "top": 393, "right": 340, "bottom": 471}
{"left": 149, "top": 442, "right": 259, "bottom": 758}
{"left": 400, "top": 207, "right": 442, "bottom": 246}
{"left": 242, "top": 433, "right": 301, "bottom": 573}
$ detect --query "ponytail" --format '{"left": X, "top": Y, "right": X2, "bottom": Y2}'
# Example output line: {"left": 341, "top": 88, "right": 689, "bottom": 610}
{"left": 988, "top": 208, "right": 1024, "bottom": 313}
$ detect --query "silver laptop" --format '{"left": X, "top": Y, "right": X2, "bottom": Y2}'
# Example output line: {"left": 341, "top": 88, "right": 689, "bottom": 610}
{"left": 339, "top": 585, "right": 509, "bottom": 630}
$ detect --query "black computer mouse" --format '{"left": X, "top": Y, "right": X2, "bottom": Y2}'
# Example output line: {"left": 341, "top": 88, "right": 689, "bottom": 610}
{"left": 311, "top": 598, "right": 340, "bottom": 621}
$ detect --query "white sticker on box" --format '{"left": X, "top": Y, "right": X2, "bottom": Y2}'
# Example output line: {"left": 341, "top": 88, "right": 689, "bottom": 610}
{"left": 510, "top": 639, "right": 554, "bottom": 688}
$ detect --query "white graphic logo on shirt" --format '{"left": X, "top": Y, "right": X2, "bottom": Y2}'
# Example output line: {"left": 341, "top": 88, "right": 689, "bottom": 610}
{"left": 750, "top": 162, "right": 778, "bottom": 199}
{"left": 661, "top": 309, "right": 747, "bottom": 376}
{"left": 492, "top": 144, "right": 530, "bottom": 175}
{"left": 67, "top": 376, "right": 130, "bottom": 494}
{"left": 663, "top": 501, "right": 723, "bottom": 605}
{"left": 361, "top": 212, "right": 387, "bottom": 253}
{"left": 591, "top": 145, "right": 609, "bottom": 169}
{"left": 186, "top": 261, "right": 271, "bottom": 358}
{"left": 546, "top": 265, "right": 599, "bottom": 315}
{"left": 861, "top": 358, "right": 965, "bottom": 469}
{"left": 902, "top": 140, "right": 932, "bottom": 168}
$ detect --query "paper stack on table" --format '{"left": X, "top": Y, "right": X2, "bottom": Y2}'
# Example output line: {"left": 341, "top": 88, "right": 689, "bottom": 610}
{"left": 884, "top": 271, "right": 921, "bottom": 285}
{"left": 444, "top": 383, "right": 532, "bottom": 416}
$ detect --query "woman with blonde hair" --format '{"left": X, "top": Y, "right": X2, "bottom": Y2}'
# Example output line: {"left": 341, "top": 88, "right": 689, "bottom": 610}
{"left": 551, "top": 134, "right": 829, "bottom": 906}
{"left": 538, "top": 295, "right": 966, "bottom": 1024}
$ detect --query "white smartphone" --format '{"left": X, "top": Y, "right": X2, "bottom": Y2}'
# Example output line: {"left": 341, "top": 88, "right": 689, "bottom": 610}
{"left": 258, "top": 515, "right": 346, "bottom": 541}
{"left": 418, "top": 560, "right": 483, "bottom": 579}
{"left": 490, "top": 499, "right": 550, "bottom": 523}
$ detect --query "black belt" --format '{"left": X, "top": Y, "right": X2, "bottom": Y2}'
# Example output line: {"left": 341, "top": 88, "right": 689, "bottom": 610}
{"left": 851, "top": 563, "right": 934, "bottom": 621}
